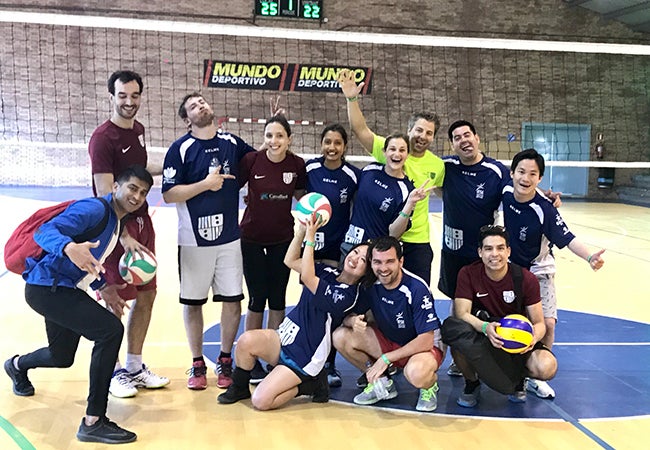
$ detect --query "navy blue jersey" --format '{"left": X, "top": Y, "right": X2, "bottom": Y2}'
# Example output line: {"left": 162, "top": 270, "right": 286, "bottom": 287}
{"left": 358, "top": 270, "right": 440, "bottom": 346}
{"left": 345, "top": 164, "right": 414, "bottom": 244}
{"left": 306, "top": 157, "right": 360, "bottom": 256}
{"left": 279, "top": 264, "right": 360, "bottom": 376}
{"left": 502, "top": 185, "right": 576, "bottom": 275}
{"left": 441, "top": 155, "right": 511, "bottom": 258}
{"left": 162, "top": 131, "right": 255, "bottom": 246}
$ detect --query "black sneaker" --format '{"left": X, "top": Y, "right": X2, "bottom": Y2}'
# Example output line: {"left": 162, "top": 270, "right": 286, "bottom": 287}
{"left": 325, "top": 362, "right": 342, "bottom": 388}
{"left": 76, "top": 417, "right": 137, "bottom": 444}
{"left": 4, "top": 356, "right": 34, "bottom": 396}
{"left": 249, "top": 360, "right": 268, "bottom": 385}
{"left": 311, "top": 370, "right": 330, "bottom": 403}
{"left": 356, "top": 372, "right": 368, "bottom": 389}
{"left": 217, "top": 383, "right": 252, "bottom": 404}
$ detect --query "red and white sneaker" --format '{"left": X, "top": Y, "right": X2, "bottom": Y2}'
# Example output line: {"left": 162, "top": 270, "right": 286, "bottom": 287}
{"left": 186, "top": 361, "right": 207, "bottom": 390}
{"left": 215, "top": 357, "right": 233, "bottom": 388}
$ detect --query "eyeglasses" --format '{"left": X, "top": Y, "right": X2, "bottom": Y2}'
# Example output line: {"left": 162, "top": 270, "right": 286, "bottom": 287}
{"left": 479, "top": 224, "right": 506, "bottom": 233}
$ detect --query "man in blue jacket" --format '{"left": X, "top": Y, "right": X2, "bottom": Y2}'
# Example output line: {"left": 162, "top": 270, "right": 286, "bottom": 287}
{"left": 3, "top": 165, "right": 153, "bottom": 444}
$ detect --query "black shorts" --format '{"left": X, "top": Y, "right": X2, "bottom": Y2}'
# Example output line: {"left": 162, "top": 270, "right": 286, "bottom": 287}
{"left": 437, "top": 250, "right": 479, "bottom": 298}
{"left": 401, "top": 242, "right": 433, "bottom": 285}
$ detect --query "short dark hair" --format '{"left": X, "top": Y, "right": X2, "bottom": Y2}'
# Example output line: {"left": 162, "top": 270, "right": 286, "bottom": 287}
{"left": 383, "top": 132, "right": 410, "bottom": 153}
{"left": 320, "top": 123, "right": 348, "bottom": 146}
{"left": 407, "top": 112, "right": 440, "bottom": 136}
{"left": 370, "top": 236, "right": 403, "bottom": 259}
{"left": 116, "top": 165, "right": 153, "bottom": 190}
{"left": 178, "top": 92, "right": 203, "bottom": 120}
{"left": 448, "top": 120, "right": 477, "bottom": 141}
{"left": 108, "top": 70, "right": 143, "bottom": 95}
{"left": 478, "top": 225, "right": 509, "bottom": 248}
{"left": 511, "top": 148, "right": 546, "bottom": 177}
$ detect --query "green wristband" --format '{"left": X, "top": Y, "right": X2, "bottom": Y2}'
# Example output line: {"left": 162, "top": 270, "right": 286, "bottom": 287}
{"left": 304, "top": 241, "right": 316, "bottom": 248}
{"left": 380, "top": 354, "right": 391, "bottom": 365}
{"left": 587, "top": 254, "right": 593, "bottom": 263}
{"left": 399, "top": 211, "right": 409, "bottom": 218}
{"left": 346, "top": 96, "right": 358, "bottom": 102}
{"left": 481, "top": 322, "right": 488, "bottom": 336}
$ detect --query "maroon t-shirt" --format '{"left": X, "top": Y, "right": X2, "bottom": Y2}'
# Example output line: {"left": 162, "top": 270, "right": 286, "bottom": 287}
{"left": 88, "top": 120, "right": 148, "bottom": 216}
{"left": 455, "top": 260, "right": 541, "bottom": 318}
{"left": 239, "top": 151, "right": 306, "bottom": 244}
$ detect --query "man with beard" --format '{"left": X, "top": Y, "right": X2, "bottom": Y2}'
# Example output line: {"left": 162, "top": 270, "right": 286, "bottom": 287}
{"left": 333, "top": 236, "right": 443, "bottom": 412}
{"left": 88, "top": 70, "right": 168, "bottom": 398}
{"left": 338, "top": 70, "right": 444, "bottom": 285}
{"left": 162, "top": 93, "right": 256, "bottom": 390}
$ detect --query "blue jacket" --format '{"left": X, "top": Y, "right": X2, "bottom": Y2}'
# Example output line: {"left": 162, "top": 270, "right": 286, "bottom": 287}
{"left": 23, "top": 194, "right": 121, "bottom": 291}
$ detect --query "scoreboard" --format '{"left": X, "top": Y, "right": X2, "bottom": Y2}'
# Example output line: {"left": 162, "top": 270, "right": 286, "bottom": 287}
{"left": 255, "top": 1, "right": 323, "bottom": 20}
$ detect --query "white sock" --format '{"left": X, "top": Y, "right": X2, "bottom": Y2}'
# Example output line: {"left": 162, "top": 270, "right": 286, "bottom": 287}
{"left": 13, "top": 356, "right": 21, "bottom": 371}
{"left": 125, "top": 354, "right": 143, "bottom": 374}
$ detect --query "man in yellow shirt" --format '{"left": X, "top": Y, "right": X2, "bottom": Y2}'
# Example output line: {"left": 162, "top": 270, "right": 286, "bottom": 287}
{"left": 338, "top": 69, "right": 444, "bottom": 285}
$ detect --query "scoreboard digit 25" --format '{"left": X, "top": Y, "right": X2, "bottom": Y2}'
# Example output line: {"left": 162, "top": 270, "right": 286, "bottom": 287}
{"left": 255, "top": 1, "right": 323, "bottom": 20}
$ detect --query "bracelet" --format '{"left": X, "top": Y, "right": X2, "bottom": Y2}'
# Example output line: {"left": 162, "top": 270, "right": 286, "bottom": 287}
{"left": 380, "top": 354, "right": 391, "bottom": 365}
{"left": 304, "top": 241, "right": 316, "bottom": 248}
{"left": 399, "top": 211, "right": 410, "bottom": 218}
{"left": 346, "top": 96, "right": 358, "bottom": 102}
{"left": 481, "top": 322, "right": 488, "bottom": 336}
{"left": 587, "top": 254, "right": 594, "bottom": 263}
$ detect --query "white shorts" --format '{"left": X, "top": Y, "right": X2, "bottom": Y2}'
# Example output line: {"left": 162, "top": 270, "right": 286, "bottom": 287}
{"left": 536, "top": 273, "right": 557, "bottom": 320}
{"left": 178, "top": 240, "right": 244, "bottom": 304}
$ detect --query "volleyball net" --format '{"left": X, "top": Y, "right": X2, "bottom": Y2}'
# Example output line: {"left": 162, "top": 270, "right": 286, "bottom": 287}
{"left": 1, "top": 11, "right": 649, "bottom": 188}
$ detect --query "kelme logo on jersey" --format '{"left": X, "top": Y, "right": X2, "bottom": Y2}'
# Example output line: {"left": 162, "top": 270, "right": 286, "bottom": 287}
{"left": 197, "top": 213, "right": 224, "bottom": 241}
{"left": 163, "top": 167, "right": 177, "bottom": 184}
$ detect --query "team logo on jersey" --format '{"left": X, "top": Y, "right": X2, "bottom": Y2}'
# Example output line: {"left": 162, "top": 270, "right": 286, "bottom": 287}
{"left": 136, "top": 217, "right": 144, "bottom": 233}
{"left": 331, "top": 289, "right": 345, "bottom": 304}
{"left": 519, "top": 226, "right": 528, "bottom": 241}
{"left": 426, "top": 313, "right": 437, "bottom": 323}
{"left": 314, "top": 232, "right": 325, "bottom": 251}
{"left": 503, "top": 290, "right": 516, "bottom": 304}
{"left": 395, "top": 312, "right": 406, "bottom": 329}
{"left": 278, "top": 317, "right": 300, "bottom": 346}
{"left": 429, "top": 171, "right": 437, "bottom": 180}
{"left": 197, "top": 213, "right": 224, "bottom": 241}
{"left": 221, "top": 159, "right": 231, "bottom": 175}
{"left": 283, "top": 172, "right": 295, "bottom": 184}
{"left": 380, "top": 197, "right": 393, "bottom": 212}
{"left": 163, "top": 167, "right": 177, "bottom": 184}
{"left": 444, "top": 224, "right": 463, "bottom": 251}
{"left": 476, "top": 182, "right": 485, "bottom": 199}
{"left": 421, "top": 295, "right": 433, "bottom": 310}
{"left": 138, "top": 134, "right": 145, "bottom": 148}
{"left": 555, "top": 214, "right": 571, "bottom": 235}
{"left": 344, "top": 225, "right": 364, "bottom": 244}
{"left": 340, "top": 187, "right": 349, "bottom": 204}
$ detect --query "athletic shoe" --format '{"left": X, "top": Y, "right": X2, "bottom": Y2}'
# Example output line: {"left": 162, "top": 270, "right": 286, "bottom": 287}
{"left": 353, "top": 378, "right": 398, "bottom": 405}
{"left": 130, "top": 364, "right": 170, "bottom": 389}
{"left": 508, "top": 378, "right": 527, "bottom": 403}
{"left": 526, "top": 378, "right": 555, "bottom": 399}
{"left": 186, "top": 361, "right": 208, "bottom": 390}
{"left": 249, "top": 360, "right": 268, "bottom": 385}
{"left": 311, "top": 370, "right": 330, "bottom": 403}
{"left": 416, "top": 383, "right": 439, "bottom": 412}
{"left": 325, "top": 362, "right": 342, "bottom": 388}
{"left": 447, "top": 362, "right": 462, "bottom": 377}
{"left": 215, "top": 356, "right": 233, "bottom": 388}
{"left": 457, "top": 383, "right": 480, "bottom": 408}
{"left": 217, "top": 383, "right": 251, "bottom": 404}
{"left": 109, "top": 369, "right": 138, "bottom": 398}
{"left": 4, "top": 356, "right": 34, "bottom": 396}
{"left": 76, "top": 416, "right": 137, "bottom": 444}
{"left": 356, "top": 372, "right": 368, "bottom": 389}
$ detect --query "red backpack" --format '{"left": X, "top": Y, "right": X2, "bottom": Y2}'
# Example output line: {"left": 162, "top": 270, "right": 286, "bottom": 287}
{"left": 4, "top": 198, "right": 110, "bottom": 274}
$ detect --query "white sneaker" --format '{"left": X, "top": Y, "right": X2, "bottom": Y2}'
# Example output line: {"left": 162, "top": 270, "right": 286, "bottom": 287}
{"left": 109, "top": 369, "right": 138, "bottom": 398}
{"left": 130, "top": 364, "right": 170, "bottom": 389}
{"left": 526, "top": 378, "right": 555, "bottom": 399}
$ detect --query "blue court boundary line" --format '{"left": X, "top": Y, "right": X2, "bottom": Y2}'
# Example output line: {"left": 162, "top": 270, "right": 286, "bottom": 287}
{"left": 544, "top": 401, "right": 615, "bottom": 450}
{"left": 0, "top": 416, "right": 36, "bottom": 450}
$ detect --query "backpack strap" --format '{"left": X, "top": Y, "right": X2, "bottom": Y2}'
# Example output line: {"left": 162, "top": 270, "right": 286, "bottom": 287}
{"left": 510, "top": 263, "right": 525, "bottom": 314}
{"left": 73, "top": 197, "right": 111, "bottom": 243}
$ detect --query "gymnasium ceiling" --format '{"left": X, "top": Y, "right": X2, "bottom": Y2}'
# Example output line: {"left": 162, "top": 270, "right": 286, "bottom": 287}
{"left": 564, "top": 0, "right": 650, "bottom": 34}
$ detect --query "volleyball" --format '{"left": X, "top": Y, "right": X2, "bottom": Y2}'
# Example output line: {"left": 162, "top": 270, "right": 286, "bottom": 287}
{"left": 295, "top": 192, "right": 332, "bottom": 227}
{"left": 495, "top": 314, "right": 534, "bottom": 354}
{"left": 118, "top": 251, "right": 157, "bottom": 286}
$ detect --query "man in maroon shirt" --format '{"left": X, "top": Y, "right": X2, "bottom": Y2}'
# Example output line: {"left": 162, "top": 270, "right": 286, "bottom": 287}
{"left": 441, "top": 225, "right": 557, "bottom": 407}
{"left": 88, "top": 70, "right": 167, "bottom": 398}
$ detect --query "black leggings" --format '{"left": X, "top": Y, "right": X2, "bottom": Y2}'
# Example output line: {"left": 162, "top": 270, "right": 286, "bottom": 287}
{"left": 20, "top": 284, "right": 124, "bottom": 417}
{"left": 241, "top": 240, "right": 291, "bottom": 313}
